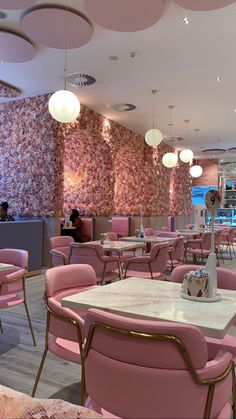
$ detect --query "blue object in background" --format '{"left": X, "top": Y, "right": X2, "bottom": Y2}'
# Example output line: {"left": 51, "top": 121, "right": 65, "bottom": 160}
{"left": 192, "top": 186, "right": 217, "bottom": 205}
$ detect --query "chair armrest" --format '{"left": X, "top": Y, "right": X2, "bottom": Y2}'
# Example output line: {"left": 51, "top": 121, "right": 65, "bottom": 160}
{"left": 6, "top": 268, "right": 26, "bottom": 282}
{"left": 50, "top": 249, "right": 67, "bottom": 265}
{"left": 199, "top": 352, "right": 233, "bottom": 380}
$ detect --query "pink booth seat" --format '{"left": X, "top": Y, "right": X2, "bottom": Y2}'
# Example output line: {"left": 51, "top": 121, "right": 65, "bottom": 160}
{"left": 123, "top": 243, "right": 169, "bottom": 280}
{"left": 82, "top": 308, "right": 235, "bottom": 419}
{"left": 111, "top": 216, "right": 130, "bottom": 238}
{"left": 154, "top": 230, "right": 177, "bottom": 238}
{"left": 0, "top": 384, "right": 103, "bottom": 419}
{"left": 80, "top": 217, "right": 94, "bottom": 241}
{"left": 70, "top": 243, "right": 121, "bottom": 285}
{"left": 167, "top": 236, "right": 185, "bottom": 271}
{"left": 171, "top": 265, "right": 236, "bottom": 360}
{"left": 0, "top": 248, "right": 36, "bottom": 346}
{"left": 32, "top": 264, "right": 96, "bottom": 397}
{"left": 50, "top": 236, "right": 74, "bottom": 267}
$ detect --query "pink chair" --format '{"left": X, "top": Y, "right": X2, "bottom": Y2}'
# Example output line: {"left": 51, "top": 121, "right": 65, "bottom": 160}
{"left": 123, "top": 243, "right": 169, "bottom": 280}
{"left": 221, "top": 228, "right": 236, "bottom": 259}
{"left": 144, "top": 227, "right": 154, "bottom": 236}
{"left": 0, "top": 249, "right": 36, "bottom": 345}
{"left": 82, "top": 308, "right": 235, "bottom": 419}
{"left": 80, "top": 217, "right": 94, "bottom": 241}
{"left": 184, "top": 232, "right": 212, "bottom": 264}
{"left": 171, "top": 265, "right": 236, "bottom": 360}
{"left": 31, "top": 264, "right": 97, "bottom": 397}
{"left": 154, "top": 231, "right": 177, "bottom": 238}
{"left": 50, "top": 236, "right": 74, "bottom": 267}
{"left": 111, "top": 216, "right": 130, "bottom": 238}
{"left": 167, "top": 236, "right": 184, "bottom": 271}
{"left": 70, "top": 243, "right": 121, "bottom": 284}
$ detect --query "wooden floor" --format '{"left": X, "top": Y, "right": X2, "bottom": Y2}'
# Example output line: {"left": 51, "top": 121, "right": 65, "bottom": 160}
{"left": 1, "top": 253, "right": 236, "bottom": 404}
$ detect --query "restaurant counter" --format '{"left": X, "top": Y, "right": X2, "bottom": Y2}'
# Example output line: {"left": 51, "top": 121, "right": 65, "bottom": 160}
{"left": 0, "top": 219, "right": 43, "bottom": 272}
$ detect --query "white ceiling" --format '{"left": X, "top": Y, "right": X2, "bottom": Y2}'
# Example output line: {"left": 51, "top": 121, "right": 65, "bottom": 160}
{"left": 1, "top": 0, "right": 236, "bottom": 158}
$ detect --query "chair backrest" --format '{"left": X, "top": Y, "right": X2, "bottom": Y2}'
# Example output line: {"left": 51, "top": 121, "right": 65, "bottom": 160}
{"left": 144, "top": 228, "right": 154, "bottom": 236}
{"left": 80, "top": 218, "right": 94, "bottom": 241}
{"left": 170, "top": 237, "right": 184, "bottom": 261}
{"left": 227, "top": 228, "right": 236, "bottom": 241}
{"left": 111, "top": 216, "right": 129, "bottom": 236}
{"left": 50, "top": 236, "right": 74, "bottom": 257}
{"left": 149, "top": 243, "right": 169, "bottom": 273}
{"left": 106, "top": 232, "right": 118, "bottom": 241}
{"left": 201, "top": 232, "right": 211, "bottom": 249}
{"left": 45, "top": 265, "right": 94, "bottom": 342}
{"left": 171, "top": 265, "right": 236, "bottom": 290}
{"left": 0, "top": 248, "right": 28, "bottom": 269}
{"left": 83, "top": 309, "right": 230, "bottom": 419}
{"left": 70, "top": 244, "right": 106, "bottom": 276}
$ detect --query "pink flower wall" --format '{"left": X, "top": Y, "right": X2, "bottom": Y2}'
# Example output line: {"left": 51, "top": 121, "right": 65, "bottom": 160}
{"left": 0, "top": 94, "right": 192, "bottom": 216}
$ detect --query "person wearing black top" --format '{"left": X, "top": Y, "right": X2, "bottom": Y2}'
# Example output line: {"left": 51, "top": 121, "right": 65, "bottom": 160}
{"left": 69, "top": 209, "right": 90, "bottom": 242}
{"left": 0, "top": 202, "right": 15, "bottom": 222}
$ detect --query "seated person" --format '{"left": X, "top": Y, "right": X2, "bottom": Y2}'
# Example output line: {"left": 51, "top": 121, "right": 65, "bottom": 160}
{"left": 69, "top": 209, "right": 91, "bottom": 242}
{"left": 0, "top": 201, "right": 15, "bottom": 222}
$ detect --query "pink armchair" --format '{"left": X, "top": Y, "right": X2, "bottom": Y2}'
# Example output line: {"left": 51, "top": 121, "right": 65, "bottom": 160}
{"left": 0, "top": 248, "right": 36, "bottom": 346}
{"left": 50, "top": 236, "right": 74, "bottom": 267}
{"left": 167, "top": 236, "right": 184, "bottom": 271}
{"left": 82, "top": 308, "right": 235, "bottom": 419}
{"left": 184, "top": 232, "right": 212, "bottom": 264}
{"left": 70, "top": 243, "right": 121, "bottom": 284}
{"left": 31, "top": 264, "right": 96, "bottom": 397}
{"left": 123, "top": 243, "right": 169, "bottom": 280}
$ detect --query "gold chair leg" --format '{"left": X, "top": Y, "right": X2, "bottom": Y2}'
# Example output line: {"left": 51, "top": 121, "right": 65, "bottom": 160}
{"left": 24, "top": 302, "right": 36, "bottom": 346}
{"left": 31, "top": 348, "right": 48, "bottom": 397}
{"left": 0, "top": 318, "right": 3, "bottom": 333}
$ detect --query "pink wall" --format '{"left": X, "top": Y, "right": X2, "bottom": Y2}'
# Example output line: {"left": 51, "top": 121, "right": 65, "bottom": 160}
{"left": 0, "top": 94, "right": 192, "bottom": 216}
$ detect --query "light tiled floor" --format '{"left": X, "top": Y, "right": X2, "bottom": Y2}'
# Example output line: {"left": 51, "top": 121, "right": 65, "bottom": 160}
{"left": 0, "top": 252, "right": 236, "bottom": 404}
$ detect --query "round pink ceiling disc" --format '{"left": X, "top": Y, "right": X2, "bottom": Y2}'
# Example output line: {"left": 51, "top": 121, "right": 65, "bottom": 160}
{"left": 22, "top": 6, "right": 93, "bottom": 49}
{"left": 173, "top": 0, "right": 235, "bottom": 11}
{"left": 0, "top": 31, "right": 36, "bottom": 63}
{"left": 85, "top": 0, "right": 164, "bottom": 32}
{"left": 0, "top": 0, "right": 36, "bottom": 9}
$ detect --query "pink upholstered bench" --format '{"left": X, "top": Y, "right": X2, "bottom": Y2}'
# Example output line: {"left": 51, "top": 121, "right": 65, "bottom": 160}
{"left": 80, "top": 218, "right": 94, "bottom": 241}
{"left": 111, "top": 216, "right": 130, "bottom": 238}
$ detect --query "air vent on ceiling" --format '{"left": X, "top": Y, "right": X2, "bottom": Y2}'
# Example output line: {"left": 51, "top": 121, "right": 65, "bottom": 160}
{"left": 66, "top": 73, "right": 96, "bottom": 88}
{"left": 202, "top": 148, "right": 226, "bottom": 155}
{"left": 112, "top": 103, "right": 136, "bottom": 112}
{"left": 164, "top": 136, "right": 183, "bottom": 142}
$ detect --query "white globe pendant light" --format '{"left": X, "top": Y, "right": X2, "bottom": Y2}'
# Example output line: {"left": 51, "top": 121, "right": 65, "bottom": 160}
{"left": 162, "top": 152, "right": 178, "bottom": 168}
{"left": 145, "top": 128, "right": 163, "bottom": 147}
{"left": 48, "top": 90, "right": 80, "bottom": 123}
{"left": 180, "top": 148, "right": 193, "bottom": 163}
{"left": 180, "top": 119, "right": 193, "bottom": 163}
{"left": 145, "top": 90, "right": 163, "bottom": 147}
{"left": 190, "top": 164, "right": 203, "bottom": 178}
{"left": 48, "top": 0, "right": 81, "bottom": 123}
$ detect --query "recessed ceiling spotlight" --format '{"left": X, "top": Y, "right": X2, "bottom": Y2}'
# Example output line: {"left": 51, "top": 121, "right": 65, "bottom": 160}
{"left": 216, "top": 76, "right": 221, "bottom": 83}
{"left": 183, "top": 17, "right": 190, "bottom": 25}
{"left": 109, "top": 56, "right": 119, "bottom": 61}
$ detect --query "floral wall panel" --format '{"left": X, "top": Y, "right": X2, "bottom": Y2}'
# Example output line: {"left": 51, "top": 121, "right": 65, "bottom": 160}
{"left": 170, "top": 158, "right": 192, "bottom": 216}
{"left": 0, "top": 94, "right": 64, "bottom": 216}
{"left": 63, "top": 129, "right": 114, "bottom": 216}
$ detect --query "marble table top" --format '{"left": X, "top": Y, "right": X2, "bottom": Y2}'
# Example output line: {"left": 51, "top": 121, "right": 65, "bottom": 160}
{"left": 0, "top": 263, "right": 14, "bottom": 271}
{"left": 121, "top": 236, "right": 172, "bottom": 243}
{"left": 62, "top": 278, "right": 236, "bottom": 339}
{"left": 84, "top": 240, "right": 144, "bottom": 252}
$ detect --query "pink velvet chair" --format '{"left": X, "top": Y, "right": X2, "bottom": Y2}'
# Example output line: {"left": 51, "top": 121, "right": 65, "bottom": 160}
{"left": 167, "top": 236, "right": 184, "bottom": 271}
{"left": 123, "top": 243, "right": 169, "bottom": 280}
{"left": 70, "top": 243, "right": 121, "bottom": 284}
{"left": 31, "top": 264, "right": 97, "bottom": 397}
{"left": 50, "top": 236, "right": 74, "bottom": 267}
{"left": 171, "top": 264, "right": 236, "bottom": 360}
{"left": 144, "top": 227, "right": 154, "bottom": 236}
{"left": 82, "top": 308, "right": 235, "bottom": 419}
{"left": 111, "top": 216, "right": 130, "bottom": 238}
{"left": 221, "top": 228, "right": 236, "bottom": 259}
{"left": 184, "top": 232, "right": 212, "bottom": 264}
{"left": 0, "top": 248, "right": 36, "bottom": 345}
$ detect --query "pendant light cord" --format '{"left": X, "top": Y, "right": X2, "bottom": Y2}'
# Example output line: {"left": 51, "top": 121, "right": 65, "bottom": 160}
{"left": 64, "top": 0, "right": 68, "bottom": 90}
{"left": 151, "top": 89, "right": 157, "bottom": 129}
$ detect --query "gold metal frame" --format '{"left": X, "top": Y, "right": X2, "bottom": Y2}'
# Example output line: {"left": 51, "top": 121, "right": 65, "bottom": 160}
{"left": 31, "top": 295, "right": 83, "bottom": 397}
{"left": 81, "top": 321, "right": 236, "bottom": 419}
{"left": 70, "top": 244, "right": 122, "bottom": 284}
{"left": 0, "top": 271, "right": 36, "bottom": 346}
